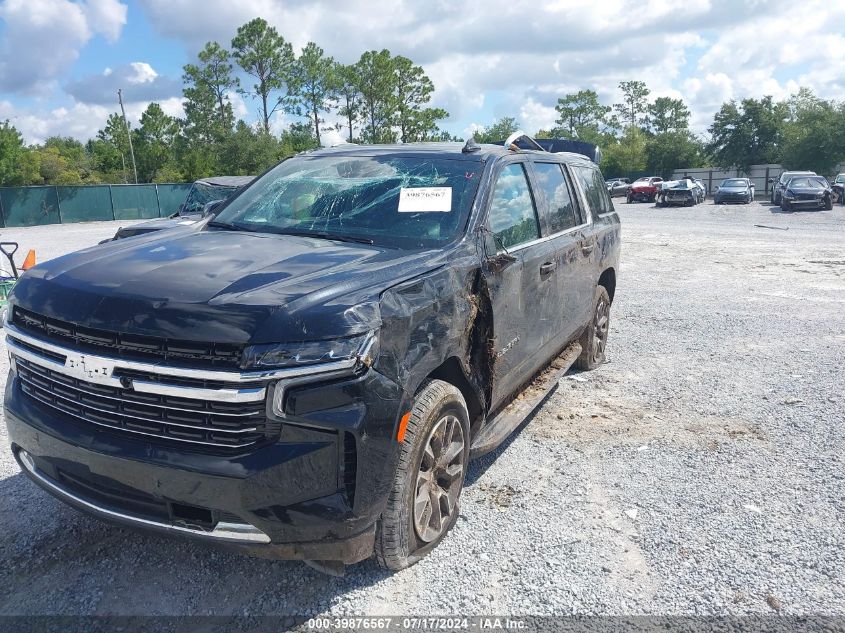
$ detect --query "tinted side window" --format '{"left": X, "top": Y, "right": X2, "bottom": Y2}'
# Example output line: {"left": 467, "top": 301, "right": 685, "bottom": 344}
{"left": 488, "top": 163, "right": 540, "bottom": 249}
{"left": 533, "top": 162, "right": 579, "bottom": 233}
{"left": 573, "top": 165, "right": 612, "bottom": 217}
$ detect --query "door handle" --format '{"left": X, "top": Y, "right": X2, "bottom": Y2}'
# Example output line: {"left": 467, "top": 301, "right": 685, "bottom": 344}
{"left": 539, "top": 261, "right": 557, "bottom": 275}
{"left": 581, "top": 243, "right": 595, "bottom": 255}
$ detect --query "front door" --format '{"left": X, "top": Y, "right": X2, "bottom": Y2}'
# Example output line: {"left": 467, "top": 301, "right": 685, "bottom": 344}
{"left": 481, "top": 161, "right": 560, "bottom": 409}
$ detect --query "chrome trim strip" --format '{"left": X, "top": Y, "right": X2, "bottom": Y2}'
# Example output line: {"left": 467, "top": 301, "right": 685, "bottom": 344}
{"left": 503, "top": 222, "right": 590, "bottom": 254}
{"left": 14, "top": 359, "right": 261, "bottom": 416}
{"left": 131, "top": 380, "right": 266, "bottom": 404}
{"left": 6, "top": 337, "right": 267, "bottom": 404}
{"left": 18, "top": 375, "right": 260, "bottom": 434}
{"left": 19, "top": 387, "right": 260, "bottom": 449}
{"left": 4, "top": 322, "right": 358, "bottom": 383}
{"left": 17, "top": 450, "right": 271, "bottom": 543}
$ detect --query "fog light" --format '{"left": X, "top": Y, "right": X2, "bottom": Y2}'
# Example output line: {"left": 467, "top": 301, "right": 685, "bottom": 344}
{"left": 18, "top": 448, "right": 35, "bottom": 471}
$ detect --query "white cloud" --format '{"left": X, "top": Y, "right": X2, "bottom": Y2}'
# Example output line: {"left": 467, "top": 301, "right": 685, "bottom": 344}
{"left": 65, "top": 62, "right": 182, "bottom": 105}
{"left": 0, "top": 0, "right": 128, "bottom": 94}
{"left": 7, "top": 0, "right": 845, "bottom": 143}
{"left": 519, "top": 98, "right": 557, "bottom": 134}
{"left": 0, "top": 99, "right": 111, "bottom": 144}
{"left": 80, "top": 0, "right": 127, "bottom": 43}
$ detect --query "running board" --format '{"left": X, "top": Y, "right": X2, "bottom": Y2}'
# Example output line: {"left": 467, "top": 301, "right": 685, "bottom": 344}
{"left": 470, "top": 342, "right": 581, "bottom": 460}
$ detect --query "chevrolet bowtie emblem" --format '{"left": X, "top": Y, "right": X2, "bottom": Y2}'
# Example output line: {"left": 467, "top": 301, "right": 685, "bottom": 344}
{"left": 64, "top": 352, "right": 116, "bottom": 385}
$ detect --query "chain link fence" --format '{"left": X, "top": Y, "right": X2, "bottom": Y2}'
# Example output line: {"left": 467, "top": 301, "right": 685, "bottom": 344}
{"left": 0, "top": 183, "right": 193, "bottom": 228}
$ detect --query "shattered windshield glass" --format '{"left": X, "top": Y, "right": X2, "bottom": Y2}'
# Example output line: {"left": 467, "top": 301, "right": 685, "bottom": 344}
{"left": 212, "top": 154, "right": 481, "bottom": 249}
{"left": 183, "top": 183, "right": 241, "bottom": 214}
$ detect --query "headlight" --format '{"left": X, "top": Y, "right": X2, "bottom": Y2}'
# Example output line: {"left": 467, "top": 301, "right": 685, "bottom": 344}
{"left": 242, "top": 332, "right": 376, "bottom": 370}
{"left": 784, "top": 190, "right": 795, "bottom": 199}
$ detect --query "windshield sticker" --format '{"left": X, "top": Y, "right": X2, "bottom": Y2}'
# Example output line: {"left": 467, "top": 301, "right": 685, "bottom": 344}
{"left": 398, "top": 187, "right": 452, "bottom": 212}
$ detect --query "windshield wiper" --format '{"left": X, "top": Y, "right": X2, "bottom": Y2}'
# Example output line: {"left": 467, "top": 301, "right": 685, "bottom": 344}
{"left": 275, "top": 229, "right": 375, "bottom": 245}
{"left": 207, "top": 220, "right": 254, "bottom": 232}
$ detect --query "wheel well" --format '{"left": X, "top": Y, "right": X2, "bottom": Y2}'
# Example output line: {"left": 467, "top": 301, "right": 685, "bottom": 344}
{"left": 598, "top": 267, "right": 616, "bottom": 303}
{"left": 428, "top": 357, "right": 484, "bottom": 432}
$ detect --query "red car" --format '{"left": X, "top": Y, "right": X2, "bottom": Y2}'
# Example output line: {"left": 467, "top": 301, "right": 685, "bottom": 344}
{"left": 627, "top": 176, "right": 663, "bottom": 203}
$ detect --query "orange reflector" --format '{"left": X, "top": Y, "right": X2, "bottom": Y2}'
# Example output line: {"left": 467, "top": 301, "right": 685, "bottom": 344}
{"left": 21, "top": 249, "right": 36, "bottom": 271}
{"left": 396, "top": 411, "right": 412, "bottom": 442}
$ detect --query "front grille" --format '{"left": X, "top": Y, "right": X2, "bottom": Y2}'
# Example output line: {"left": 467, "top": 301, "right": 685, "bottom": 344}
{"left": 13, "top": 307, "right": 244, "bottom": 369}
{"left": 15, "top": 356, "right": 273, "bottom": 451}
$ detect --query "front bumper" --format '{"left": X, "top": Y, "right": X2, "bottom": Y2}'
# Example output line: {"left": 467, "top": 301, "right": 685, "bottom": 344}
{"left": 783, "top": 197, "right": 825, "bottom": 208}
{"left": 5, "top": 363, "right": 406, "bottom": 563}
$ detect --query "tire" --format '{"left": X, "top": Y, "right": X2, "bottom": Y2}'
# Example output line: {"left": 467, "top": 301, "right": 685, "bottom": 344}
{"left": 781, "top": 200, "right": 791, "bottom": 212}
{"left": 627, "top": 194, "right": 633, "bottom": 204}
{"left": 375, "top": 379, "right": 470, "bottom": 571}
{"left": 575, "top": 285, "right": 611, "bottom": 371}
{"left": 824, "top": 195, "right": 833, "bottom": 211}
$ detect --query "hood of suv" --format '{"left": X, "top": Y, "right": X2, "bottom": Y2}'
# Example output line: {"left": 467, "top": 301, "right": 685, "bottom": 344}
{"left": 12, "top": 228, "right": 447, "bottom": 344}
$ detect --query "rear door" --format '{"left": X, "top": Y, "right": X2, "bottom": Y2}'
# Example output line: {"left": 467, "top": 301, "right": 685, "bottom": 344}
{"left": 570, "top": 163, "right": 616, "bottom": 320}
{"left": 481, "top": 160, "right": 562, "bottom": 407}
{"left": 529, "top": 160, "right": 596, "bottom": 344}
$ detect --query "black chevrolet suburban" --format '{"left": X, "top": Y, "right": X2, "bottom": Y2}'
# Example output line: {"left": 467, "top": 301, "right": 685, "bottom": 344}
{"left": 4, "top": 135, "right": 620, "bottom": 573}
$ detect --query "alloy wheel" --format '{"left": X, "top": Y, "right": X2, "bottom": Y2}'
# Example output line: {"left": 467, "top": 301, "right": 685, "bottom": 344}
{"left": 591, "top": 297, "right": 609, "bottom": 363}
{"left": 413, "top": 414, "right": 465, "bottom": 543}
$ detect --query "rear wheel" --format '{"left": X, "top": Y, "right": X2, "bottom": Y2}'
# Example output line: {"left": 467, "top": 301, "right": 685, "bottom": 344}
{"left": 575, "top": 286, "right": 611, "bottom": 371}
{"left": 375, "top": 380, "right": 470, "bottom": 571}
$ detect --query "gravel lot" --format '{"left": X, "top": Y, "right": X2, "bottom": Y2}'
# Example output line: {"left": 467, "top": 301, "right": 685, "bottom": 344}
{"left": 0, "top": 200, "right": 843, "bottom": 618}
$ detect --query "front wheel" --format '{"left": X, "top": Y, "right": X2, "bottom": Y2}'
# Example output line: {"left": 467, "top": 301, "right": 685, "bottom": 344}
{"left": 575, "top": 285, "right": 611, "bottom": 371}
{"left": 375, "top": 379, "right": 470, "bottom": 571}
{"left": 781, "top": 200, "right": 791, "bottom": 212}
{"left": 824, "top": 195, "right": 833, "bottom": 211}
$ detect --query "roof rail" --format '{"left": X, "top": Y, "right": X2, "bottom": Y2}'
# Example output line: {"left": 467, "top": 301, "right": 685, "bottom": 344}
{"left": 502, "top": 131, "right": 547, "bottom": 152}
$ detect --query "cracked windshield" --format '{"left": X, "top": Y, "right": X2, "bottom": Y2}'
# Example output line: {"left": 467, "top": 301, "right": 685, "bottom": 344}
{"left": 213, "top": 155, "right": 481, "bottom": 248}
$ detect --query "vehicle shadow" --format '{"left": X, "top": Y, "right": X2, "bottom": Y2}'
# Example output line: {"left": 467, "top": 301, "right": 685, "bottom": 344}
{"left": 0, "top": 467, "right": 390, "bottom": 619}
{"left": 769, "top": 204, "right": 791, "bottom": 214}
{"left": 465, "top": 382, "right": 560, "bottom": 487}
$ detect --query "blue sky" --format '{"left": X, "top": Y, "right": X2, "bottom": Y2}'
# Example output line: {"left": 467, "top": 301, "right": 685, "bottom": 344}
{"left": 2, "top": 0, "right": 845, "bottom": 144}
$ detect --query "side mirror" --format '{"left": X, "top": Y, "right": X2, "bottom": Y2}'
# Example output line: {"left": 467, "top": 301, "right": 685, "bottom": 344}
{"left": 481, "top": 229, "right": 517, "bottom": 272}
{"left": 487, "top": 251, "right": 517, "bottom": 273}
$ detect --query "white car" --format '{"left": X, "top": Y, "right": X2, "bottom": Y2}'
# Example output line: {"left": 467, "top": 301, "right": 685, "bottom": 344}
{"left": 656, "top": 178, "right": 704, "bottom": 206}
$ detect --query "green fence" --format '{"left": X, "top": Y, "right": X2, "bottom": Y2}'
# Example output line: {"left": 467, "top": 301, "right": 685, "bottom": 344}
{"left": 0, "top": 183, "right": 193, "bottom": 228}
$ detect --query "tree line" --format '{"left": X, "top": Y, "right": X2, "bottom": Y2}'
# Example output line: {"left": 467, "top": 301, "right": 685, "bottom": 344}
{"left": 0, "top": 18, "right": 453, "bottom": 187}
{"left": 2, "top": 37, "right": 845, "bottom": 188}
{"left": 473, "top": 82, "right": 845, "bottom": 178}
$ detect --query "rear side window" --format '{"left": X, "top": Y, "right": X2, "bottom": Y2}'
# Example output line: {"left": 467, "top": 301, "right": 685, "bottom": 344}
{"left": 572, "top": 166, "right": 613, "bottom": 217}
{"left": 532, "top": 162, "right": 580, "bottom": 233}
{"left": 487, "top": 163, "right": 540, "bottom": 250}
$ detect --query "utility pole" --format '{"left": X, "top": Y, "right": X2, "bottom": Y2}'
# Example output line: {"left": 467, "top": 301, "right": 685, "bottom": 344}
{"left": 117, "top": 89, "right": 138, "bottom": 184}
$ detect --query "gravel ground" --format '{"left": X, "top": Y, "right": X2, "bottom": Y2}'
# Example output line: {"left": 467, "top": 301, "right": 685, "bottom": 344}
{"left": 0, "top": 200, "right": 843, "bottom": 617}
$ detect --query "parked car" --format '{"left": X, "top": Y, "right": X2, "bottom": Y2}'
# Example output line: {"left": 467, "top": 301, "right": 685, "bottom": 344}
{"left": 656, "top": 178, "right": 701, "bottom": 207}
{"left": 605, "top": 178, "right": 630, "bottom": 198}
{"left": 780, "top": 175, "right": 834, "bottom": 211}
{"left": 627, "top": 176, "right": 663, "bottom": 202}
{"left": 108, "top": 176, "right": 255, "bottom": 240}
{"left": 4, "top": 136, "right": 620, "bottom": 574}
{"left": 714, "top": 178, "right": 755, "bottom": 204}
{"left": 831, "top": 173, "right": 845, "bottom": 203}
{"left": 769, "top": 171, "right": 816, "bottom": 205}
